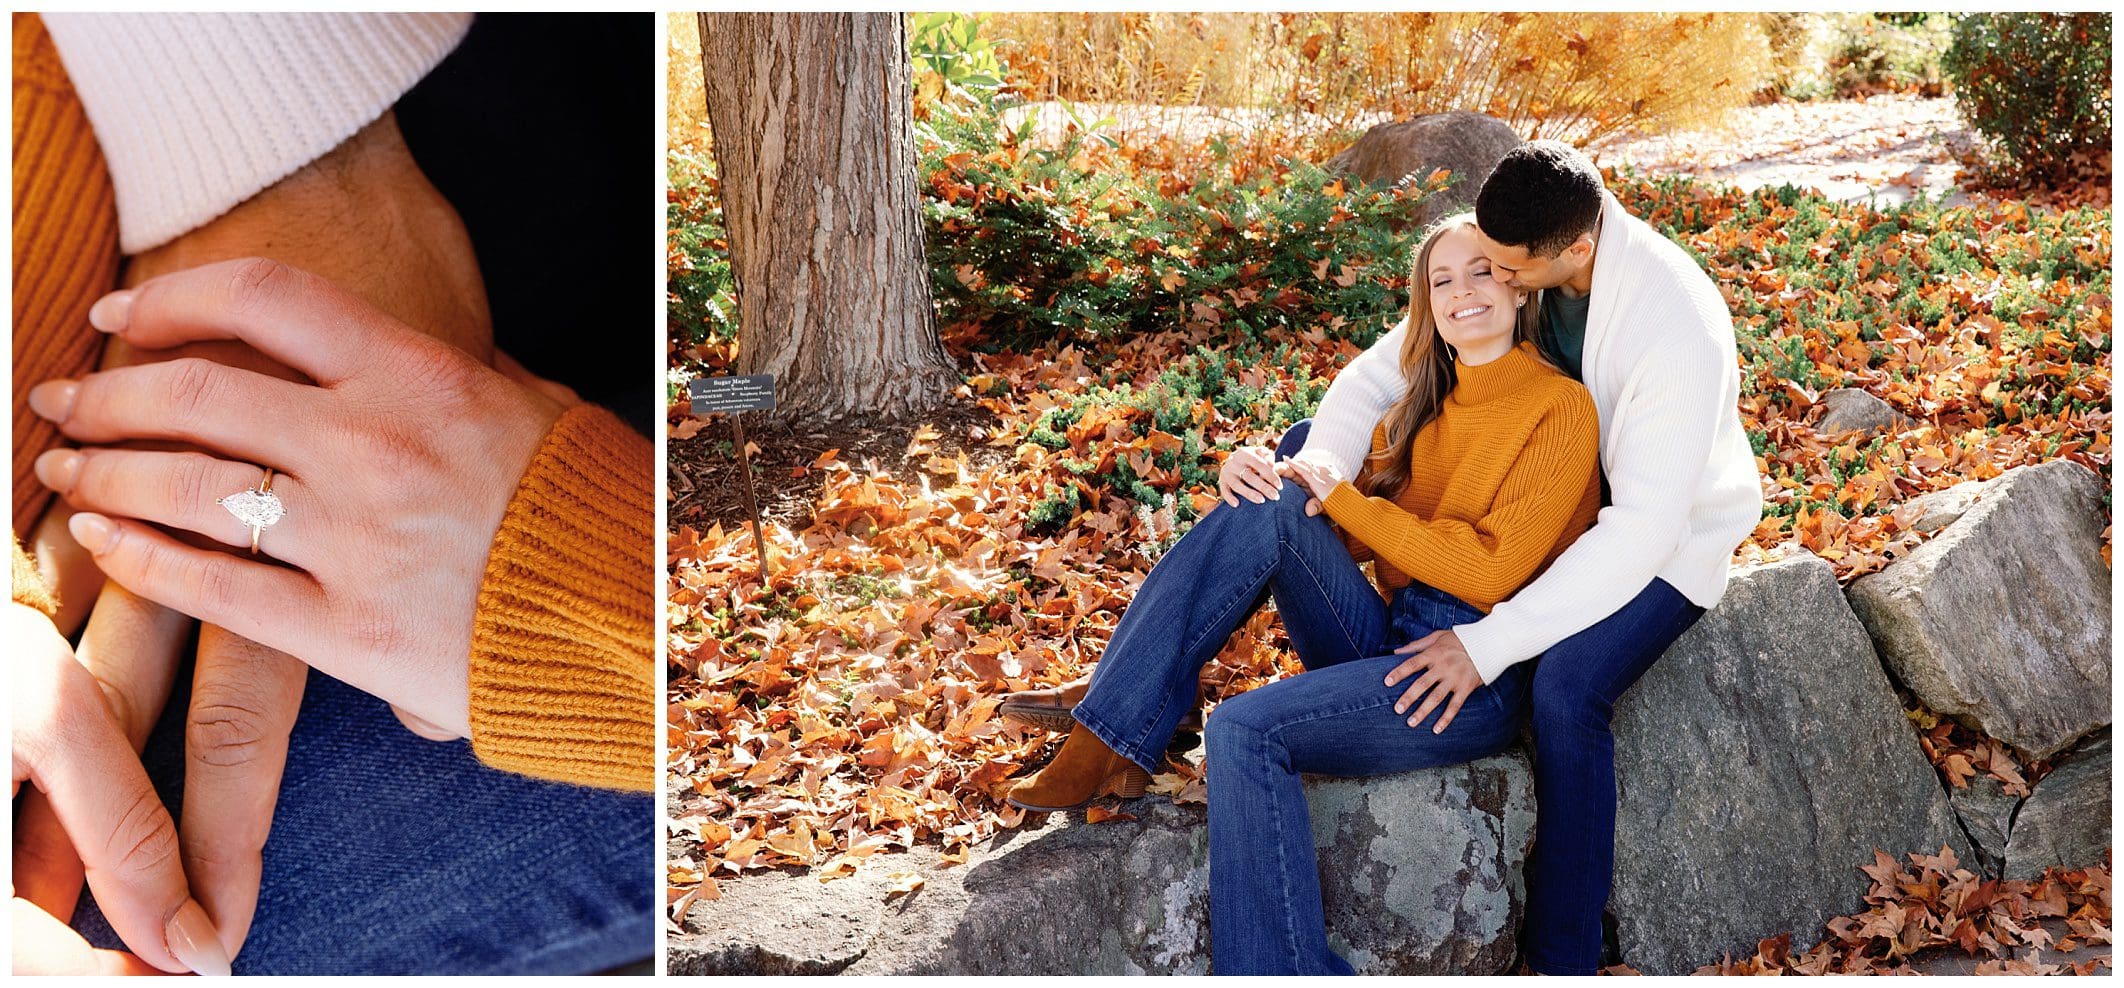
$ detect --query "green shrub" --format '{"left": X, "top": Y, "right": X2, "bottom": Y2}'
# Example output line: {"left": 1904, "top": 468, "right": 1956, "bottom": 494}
{"left": 909, "top": 12, "right": 1007, "bottom": 109}
{"left": 1942, "top": 13, "right": 2112, "bottom": 180}
{"left": 667, "top": 148, "right": 736, "bottom": 395}
{"left": 1015, "top": 338, "right": 1331, "bottom": 536}
{"left": 918, "top": 97, "right": 1431, "bottom": 351}
{"left": 1612, "top": 170, "right": 2111, "bottom": 426}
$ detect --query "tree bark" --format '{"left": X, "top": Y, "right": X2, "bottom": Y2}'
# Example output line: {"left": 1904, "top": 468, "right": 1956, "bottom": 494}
{"left": 698, "top": 12, "right": 958, "bottom": 427}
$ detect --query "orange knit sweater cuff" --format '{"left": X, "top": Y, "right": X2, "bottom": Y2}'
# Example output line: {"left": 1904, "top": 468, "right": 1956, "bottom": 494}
{"left": 468, "top": 402, "right": 656, "bottom": 792}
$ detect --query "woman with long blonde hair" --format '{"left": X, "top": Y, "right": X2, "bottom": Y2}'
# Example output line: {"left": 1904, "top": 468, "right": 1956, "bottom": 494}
{"left": 1005, "top": 212, "right": 1603, "bottom": 973}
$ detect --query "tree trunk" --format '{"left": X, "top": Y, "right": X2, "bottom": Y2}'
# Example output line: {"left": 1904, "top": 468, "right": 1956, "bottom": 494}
{"left": 698, "top": 13, "right": 958, "bottom": 427}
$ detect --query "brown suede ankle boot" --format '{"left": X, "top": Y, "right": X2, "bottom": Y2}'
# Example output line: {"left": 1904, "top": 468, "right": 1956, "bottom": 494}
{"left": 1006, "top": 726, "right": 1151, "bottom": 812}
{"left": 998, "top": 675, "right": 1204, "bottom": 734}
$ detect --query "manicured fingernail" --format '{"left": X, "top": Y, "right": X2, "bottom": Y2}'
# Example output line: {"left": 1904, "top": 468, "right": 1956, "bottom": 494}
{"left": 33, "top": 449, "right": 81, "bottom": 491}
{"left": 165, "top": 899, "right": 233, "bottom": 976}
{"left": 68, "top": 512, "right": 115, "bottom": 554}
{"left": 27, "top": 380, "right": 79, "bottom": 421}
{"left": 88, "top": 290, "right": 134, "bottom": 333}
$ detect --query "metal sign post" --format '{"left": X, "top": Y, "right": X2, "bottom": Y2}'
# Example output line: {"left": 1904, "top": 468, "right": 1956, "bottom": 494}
{"left": 688, "top": 374, "right": 777, "bottom": 582}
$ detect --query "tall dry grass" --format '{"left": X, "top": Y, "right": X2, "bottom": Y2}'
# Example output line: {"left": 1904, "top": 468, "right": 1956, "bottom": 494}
{"left": 669, "top": 12, "right": 710, "bottom": 152}
{"left": 985, "top": 12, "right": 1774, "bottom": 146}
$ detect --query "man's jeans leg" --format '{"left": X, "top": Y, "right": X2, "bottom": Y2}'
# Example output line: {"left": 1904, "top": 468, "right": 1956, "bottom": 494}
{"left": 1519, "top": 578, "right": 1704, "bottom": 975}
{"left": 1073, "top": 420, "right": 1391, "bottom": 772}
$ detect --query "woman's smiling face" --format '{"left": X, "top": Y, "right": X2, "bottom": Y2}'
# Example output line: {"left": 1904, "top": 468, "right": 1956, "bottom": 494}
{"left": 1426, "top": 224, "right": 1522, "bottom": 357}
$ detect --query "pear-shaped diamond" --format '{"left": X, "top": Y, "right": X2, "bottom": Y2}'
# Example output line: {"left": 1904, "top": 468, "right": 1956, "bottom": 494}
{"left": 219, "top": 489, "right": 284, "bottom": 528}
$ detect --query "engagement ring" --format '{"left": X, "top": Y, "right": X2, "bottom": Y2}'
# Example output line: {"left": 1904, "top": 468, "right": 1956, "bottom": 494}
{"left": 218, "top": 468, "right": 283, "bottom": 555}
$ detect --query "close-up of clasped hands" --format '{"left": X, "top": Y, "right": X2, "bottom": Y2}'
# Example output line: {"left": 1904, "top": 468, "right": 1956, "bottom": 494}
{"left": 12, "top": 11, "right": 656, "bottom": 977}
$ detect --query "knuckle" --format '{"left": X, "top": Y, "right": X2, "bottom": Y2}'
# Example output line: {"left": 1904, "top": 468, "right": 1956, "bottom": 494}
{"left": 357, "top": 419, "right": 445, "bottom": 484}
{"left": 186, "top": 682, "right": 278, "bottom": 769}
{"left": 162, "top": 357, "right": 224, "bottom": 425}
{"left": 151, "top": 542, "right": 241, "bottom": 618}
{"left": 396, "top": 341, "right": 484, "bottom": 409}
{"left": 106, "top": 784, "right": 180, "bottom": 879}
{"left": 225, "top": 257, "right": 301, "bottom": 316}
{"left": 167, "top": 452, "right": 220, "bottom": 515}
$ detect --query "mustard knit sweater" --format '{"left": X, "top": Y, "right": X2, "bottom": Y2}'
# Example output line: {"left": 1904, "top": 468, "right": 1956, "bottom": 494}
{"left": 1324, "top": 340, "right": 1602, "bottom": 612}
{"left": 11, "top": 14, "right": 653, "bottom": 791}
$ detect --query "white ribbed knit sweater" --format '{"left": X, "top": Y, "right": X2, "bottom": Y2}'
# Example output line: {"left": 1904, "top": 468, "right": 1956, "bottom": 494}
{"left": 1304, "top": 192, "right": 1765, "bottom": 683}
{"left": 42, "top": 13, "right": 472, "bottom": 254}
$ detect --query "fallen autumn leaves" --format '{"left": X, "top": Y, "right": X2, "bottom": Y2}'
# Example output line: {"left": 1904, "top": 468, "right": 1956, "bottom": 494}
{"left": 667, "top": 167, "right": 2109, "bottom": 971}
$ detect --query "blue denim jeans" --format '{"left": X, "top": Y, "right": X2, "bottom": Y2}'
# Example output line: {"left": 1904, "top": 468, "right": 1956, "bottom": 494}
{"left": 1073, "top": 420, "right": 1707, "bottom": 975}
{"left": 72, "top": 665, "right": 654, "bottom": 974}
{"left": 1069, "top": 420, "right": 1534, "bottom": 974}
{"left": 1519, "top": 578, "right": 1704, "bottom": 975}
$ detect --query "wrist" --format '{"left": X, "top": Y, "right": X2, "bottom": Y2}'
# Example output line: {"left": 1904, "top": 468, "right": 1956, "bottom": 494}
{"left": 121, "top": 113, "right": 492, "bottom": 361}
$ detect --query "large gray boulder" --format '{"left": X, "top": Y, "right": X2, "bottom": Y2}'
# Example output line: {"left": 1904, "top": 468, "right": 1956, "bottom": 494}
{"left": 1309, "top": 757, "right": 1537, "bottom": 974}
{"left": 1324, "top": 111, "right": 1521, "bottom": 225}
{"left": 1610, "top": 552, "right": 1973, "bottom": 975}
{"left": 2004, "top": 731, "right": 2111, "bottom": 880}
{"left": 1846, "top": 461, "right": 2111, "bottom": 759}
{"left": 672, "top": 751, "right": 1535, "bottom": 975}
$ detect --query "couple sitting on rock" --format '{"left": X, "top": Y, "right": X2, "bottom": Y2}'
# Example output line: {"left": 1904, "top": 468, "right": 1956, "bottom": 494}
{"left": 997, "top": 140, "right": 1764, "bottom": 975}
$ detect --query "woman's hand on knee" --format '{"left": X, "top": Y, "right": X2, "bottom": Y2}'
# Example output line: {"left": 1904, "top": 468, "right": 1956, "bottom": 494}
{"left": 1218, "top": 445, "right": 1284, "bottom": 507}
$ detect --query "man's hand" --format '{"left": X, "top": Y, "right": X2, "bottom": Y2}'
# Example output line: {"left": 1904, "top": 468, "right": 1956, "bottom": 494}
{"left": 1382, "top": 629, "right": 1484, "bottom": 734}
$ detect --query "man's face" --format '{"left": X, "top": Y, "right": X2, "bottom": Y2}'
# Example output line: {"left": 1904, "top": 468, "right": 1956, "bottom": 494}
{"left": 1474, "top": 229, "right": 1583, "bottom": 291}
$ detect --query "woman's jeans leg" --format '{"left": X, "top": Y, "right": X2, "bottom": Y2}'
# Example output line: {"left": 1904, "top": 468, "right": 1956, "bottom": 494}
{"left": 1205, "top": 591, "right": 1533, "bottom": 976}
{"left": 1072, "top": 420, "right": 1391, "bottom": 773}
{"left": 1519, "top": 578, "right": 1704, "bottom": 976}
{"left": 73, "top": 667, "right": 654, "bottom": 975}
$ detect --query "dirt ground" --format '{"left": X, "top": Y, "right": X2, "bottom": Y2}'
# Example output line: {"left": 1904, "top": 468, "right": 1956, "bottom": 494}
{"left": 666, "top": 399, "right": 1003, "bottom": 537}
{"left": 1596, "top": 94, "right": 1983, "bottom": 208}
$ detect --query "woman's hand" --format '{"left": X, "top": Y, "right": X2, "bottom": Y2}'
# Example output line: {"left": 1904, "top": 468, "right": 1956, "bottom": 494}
{"left": 28, "top": 257, "right": 571, "bottom": 739}
{"left": 1382, "top": 629, "right": 1483, "bottom": 734}
{"left": 1218, "top": 445, "right": 1285, "bottom": 507}
{"left": 9, "top": 601, "right": 231, "bottom": 976}
{"left": 1277, "top": 455, "right": 1347, "bottom": 506}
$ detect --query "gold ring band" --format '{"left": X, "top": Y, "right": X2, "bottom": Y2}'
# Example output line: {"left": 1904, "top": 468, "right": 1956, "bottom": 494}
{"left": 250, "top": 468, "right": 274, "bottom": 554}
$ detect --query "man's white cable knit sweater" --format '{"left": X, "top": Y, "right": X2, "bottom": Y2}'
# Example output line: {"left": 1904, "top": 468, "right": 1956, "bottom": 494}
{"left": 42, "top": 13, "right": 472, "bottom": 254}
{"left": 1302, "top": 193, "right": 1764, "bottom": 683}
